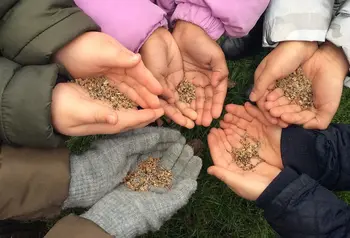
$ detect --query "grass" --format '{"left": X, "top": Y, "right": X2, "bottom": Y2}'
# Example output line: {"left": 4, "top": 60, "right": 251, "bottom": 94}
{"left": 67, "top": 50, "right": 350, "bottom": 237}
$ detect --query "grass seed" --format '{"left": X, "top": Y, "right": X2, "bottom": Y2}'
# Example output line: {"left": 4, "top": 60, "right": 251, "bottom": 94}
{"left": 177, "top": 79, "right": 196, "bottom": 104}
{"left": 75, "top": 76, "right": 137, "bottom": 110}
{"left": 275, "top": 67, "right": 314, "bottom": 110}
{"left": 123, "top": 157, "right": 173, "bottom": 192}
{"left": 231, "top": 134, "right": 263, "bottom": 171}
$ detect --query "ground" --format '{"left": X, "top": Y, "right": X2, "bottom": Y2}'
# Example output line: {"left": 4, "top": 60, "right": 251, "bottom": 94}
{"left": 67, "top": 49, "right": 350, "bottom": 238}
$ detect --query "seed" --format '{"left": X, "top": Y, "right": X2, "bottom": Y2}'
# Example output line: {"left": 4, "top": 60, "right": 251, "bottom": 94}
{"left": 75, "top": 76, "right": 137, "bottom": 109}
{"left": 231, "top": 134, "right": 263, "bottom": 171}
{"left": 274, "top": 67, "right": 314, "bottom": 110}
{"left": 123, "top": 157, "right": 173, "bottom": 192}
{"left": 177, "top": 79, "right": 196, "bottom": 104}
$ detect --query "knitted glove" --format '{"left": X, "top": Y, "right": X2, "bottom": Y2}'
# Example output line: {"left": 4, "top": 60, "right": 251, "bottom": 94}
{"left": 81, "top": 143, "right": 202, "bottom": 238}
{"left": 63, "top": 127, "right": 186, "bottom": 208}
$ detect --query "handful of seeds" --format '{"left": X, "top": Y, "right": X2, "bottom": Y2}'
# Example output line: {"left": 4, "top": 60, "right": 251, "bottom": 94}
{"left": 275, "top": 67, "right": 314, "bottom": 110}
{"left": 231, "top": 134, "right": 263, "bottom": 171}
{"left": 75, "top": 76, "right": 137, "bottom": 110}
{"left": 177, "top": 79, "right": 196, "bottom": 104}
{"left": 123, "top": 157, "right": 173, "bottom": 192}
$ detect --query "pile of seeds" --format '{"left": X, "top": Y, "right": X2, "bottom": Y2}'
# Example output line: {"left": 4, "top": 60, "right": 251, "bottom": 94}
{"left": 75, "top": 76, "right": 137, "bottom": 110}
{"left": 177, "top": 79, "right": 196, "bottom": 104}
{"left": 231, "top": 134, "right": 263, "bottom": 171}
{"left": 123, "top": 157, "right": 173, "bottom": 192}
{"left": 275, "top": 67, "right": 314, "bottom": 110}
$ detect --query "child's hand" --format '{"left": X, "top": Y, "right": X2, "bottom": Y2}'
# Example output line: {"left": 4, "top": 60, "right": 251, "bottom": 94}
{"left": 265, "top": 41, "right": 348, "bottom": 129}
{"left": 252, "top": 41, "right": 318, "bottom": 125}
{"left": 141, "top": 28, "right": 196, "bottom": 129}
{"left": 208, "top": 127, "right": 281, "bottom": 201}
{"left": 55, "top": 32, "right": 163, "bottom": 109}
{"left": 51, "top": 82, "right": 164, "bottom": 136}
{"left": 173, "top": 21, "right": 228, "bottom": 127}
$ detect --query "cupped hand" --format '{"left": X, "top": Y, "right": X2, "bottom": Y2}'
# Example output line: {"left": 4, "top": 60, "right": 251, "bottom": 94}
{"left": 252, "top": 41, "right": 318, "bottom": 125}
{"left": 219, "top": 102, "right": 282, "bottom": 169}
{"left": 208, "top": 127, "right": 281, "bottom": 201}
{"left": 55, "top": 31, "right": 163, "bottom": 109}
{"left": 140, "top": 27, "right": 196, "bottom": 128}
{"left": 52, "top": 82, "right": 164, "bottom": 136}
{"left": 173, "top": 21, "right": 228, "bottom": 127}
{"left": 265, "top": 41, "right": 349, "bottom": 129}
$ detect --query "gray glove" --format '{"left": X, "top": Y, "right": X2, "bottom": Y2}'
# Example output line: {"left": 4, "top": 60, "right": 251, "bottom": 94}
{"left": 81, "top": 142, "right": 202, "bottom": 238}
{"left": 63, "top": 127, "right": 186, "bottom": 209}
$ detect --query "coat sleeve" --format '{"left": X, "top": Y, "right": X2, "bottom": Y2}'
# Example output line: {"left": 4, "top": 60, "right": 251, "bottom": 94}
{"left": 170, "top": 0, "right": 270, "bottom": 40}
{"left": 281, "top": 124, "right": 350, "bottom": 191}
{"left": 74, "top": 0, "right": 168, "bottom": 52}
{"left": 326, "top": 0, "right": 350, "bottom": 66}
{"left": 262, "top": 0, "right": 334, "bottom": 47}
{"left": 257, "top": 167, "right": 350, "bottom": 237}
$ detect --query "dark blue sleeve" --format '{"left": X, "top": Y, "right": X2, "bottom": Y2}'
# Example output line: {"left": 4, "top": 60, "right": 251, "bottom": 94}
{"left": 257, "top": 167, "right": 350, "bottom": 238}
{"left": 281, "top": 124, "right": 350, "bottom": 191}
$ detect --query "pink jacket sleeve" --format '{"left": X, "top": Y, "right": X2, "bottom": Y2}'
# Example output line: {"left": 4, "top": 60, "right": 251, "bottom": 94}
{"left": 170, "top": 0, "right": 270, "bottom": 40}
{"left": 74, "top": 0, "right": 168, "bottom": 52}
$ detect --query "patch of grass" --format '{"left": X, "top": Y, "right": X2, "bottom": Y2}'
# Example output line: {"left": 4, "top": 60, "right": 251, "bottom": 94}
{"left": 66, "top": 50, "right": 350, "bottom": 237}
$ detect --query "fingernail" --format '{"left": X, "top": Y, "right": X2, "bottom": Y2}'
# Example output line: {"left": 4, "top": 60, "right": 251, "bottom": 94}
{"left": 107, "top": 114, "right": 117, "bottom": 124}
{"left": 249, "top": 92, "right": 257, "bottom": 102}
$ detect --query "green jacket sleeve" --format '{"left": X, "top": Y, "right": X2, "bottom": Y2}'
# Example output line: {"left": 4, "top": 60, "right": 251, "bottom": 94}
{"left": 0, "top": 57, "right": 65, "bottom": 147}
{"left": 0, "top": 0, "right": 98, "bottom": 65}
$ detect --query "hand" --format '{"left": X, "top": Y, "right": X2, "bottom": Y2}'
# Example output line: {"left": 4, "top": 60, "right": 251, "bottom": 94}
{"left": 55, "top": 32, "right": 163, "bottom": 109}
{"left": 52, "top": 82, "right": 164, "bottom": 136}
{"left": 141, "top": 28, "right": 196, "bottom": 128}
{"left": 252, "top": 41, "right": 318, "bottom": 125}
{"left": 81, "top": 139, "right": 202, "bottom": 237}
{"left": 64, "top": 127, "right": 187, "bottom": 208}
{"left": 208, "top": 127, "right": 281, "bottom": 201}
{"left": 265, "top": 41, "right": 349, "bottom": 129}
{"left": 173, "top": 21, "right": 228, "bottom": 127}
{"left": 219, "top": 102, "right": 282, "bottom": 169}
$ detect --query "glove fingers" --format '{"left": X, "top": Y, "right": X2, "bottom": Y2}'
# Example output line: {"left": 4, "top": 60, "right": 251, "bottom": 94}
{"left": 177, "top": 156, "right": 202, "bottom": 181}
{"left": 159, "top": 143, "right": 185, "bottom": 170}
{"left": 171, "top": 145, "right": 193, "bottom": 178}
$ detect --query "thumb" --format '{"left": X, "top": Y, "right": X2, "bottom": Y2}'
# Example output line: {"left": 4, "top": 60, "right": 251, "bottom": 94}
{"left": 210, "top": 54, "right": 229, "bottom": 87}
{"left": 104, "top": 40, "right": 141, "bottom": 68}
{"left": 79, "top": 100, "right": 119, "bottom": 125}
{"left": 251, "top": 68, "right": 276, "bottom": 102}
{"left": 207, "top": 166, "right": 243, "bottom": 189}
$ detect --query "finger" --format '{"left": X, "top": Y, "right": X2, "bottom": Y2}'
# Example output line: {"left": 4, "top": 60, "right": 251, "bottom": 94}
{"left": 225, "top": 104, "right": 254, "bottom": 122}
{"left": 223, "top": 113, "right": 238, "bottom": 124}
{"left": 202, "top": 86, "right": 214, "bottom": 127}
{"left": 208, "top": 129, "right": 230, "bottom": 167}
{"left": 127, "top": 61, "right": 163, "bottom": 95}
{"left": 229, "top": 124, "right": 246, "bottom": 137}
{"left": 195, "top": 87, "right": 205, "bottom": 126}
{"left": 178, "top": 156, "right": 202, "bottom": 180}
{"left": 78, "top": 101, "right": 118, "bottom": 125}
{"left": 303, "top": 115, "right": 331, "bottom": 130}
{"left": 105, "top": 39, "right": 142, "bottom": 68}
{"left": 270, "top": 105, "right": 302, "bottom": 118}
{"left": 219, "top": 120, "right": 232, "bottom": 129}
{"left": 265, "top": 96, "right": 291, "bottom": 111}
{"left": 218, "top": 128, "right": 232, "bottom": 152}
{"left": 277, "top": 119, "right": 289, "bottom": 128}
{"left": 244, "top": 102, "right": 272, "bottom": 126}
{"left": 210, "top": 57, "right": 229, "bottom": 87}
{"left": 175, "top": 101, "right": 197, "bottom": 121}
{"left": 212, "top": 79, "right": 227, "bottom": 118}
{"left": 251, "top": 61, "right": 274, "bottom": 102}
{"left": 160, "top": 143, "right": 185, "bottom": 170}
{"left": 256, "top": 97, "right": 278, "bottom": 125}
{"left": 266, "top": 88, "right": 285, "bottom": 101}
{"left": 207, "top": 166, "right": 244, "bottom": 189}
{"left": 113, "top": 80, "right": 148, "bottom": 109}
{"left": 281, "top": 111, "right": 315, "bottom": 125}
{"left": 172, "top": 145, "right": 194, "bottom": 178}
{"left": 161, "top": 100, "right": 188, "bottom": 128}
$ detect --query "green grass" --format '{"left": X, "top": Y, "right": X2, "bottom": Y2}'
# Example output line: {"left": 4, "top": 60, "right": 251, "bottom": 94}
{"left": 67, "top": 51, "right": 350, "bottom": 238}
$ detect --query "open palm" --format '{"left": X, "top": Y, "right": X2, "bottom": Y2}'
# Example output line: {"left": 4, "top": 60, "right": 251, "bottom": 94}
{"left": 141, "top": 28, "right": 196, "bottom": 128}
{"left": 219, "top": 103, "right": 283, "bottom": 169}
{"left": 173, "top": 21, "right": 228, "bottom": 127}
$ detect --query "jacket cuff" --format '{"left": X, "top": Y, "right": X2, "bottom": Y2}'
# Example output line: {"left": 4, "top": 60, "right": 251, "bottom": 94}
{"left": 256, "top": 167, "right": 299, "bottom": 209}
{"left": 0, "top": 64, "right": 65, "bottom": 147}
{"left": 45, "top": 214, "right": 112, "bottom": 238}
{"left": 171, "top": 3, "right": 224, "bottom": 40}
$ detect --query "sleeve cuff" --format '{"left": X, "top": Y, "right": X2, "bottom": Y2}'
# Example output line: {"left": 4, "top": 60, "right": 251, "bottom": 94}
{"left": 256, "top": 167, "right": 299, "bottom": 209}
{"left": 171, "top": 3, "right": 224, "bottom": 40}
